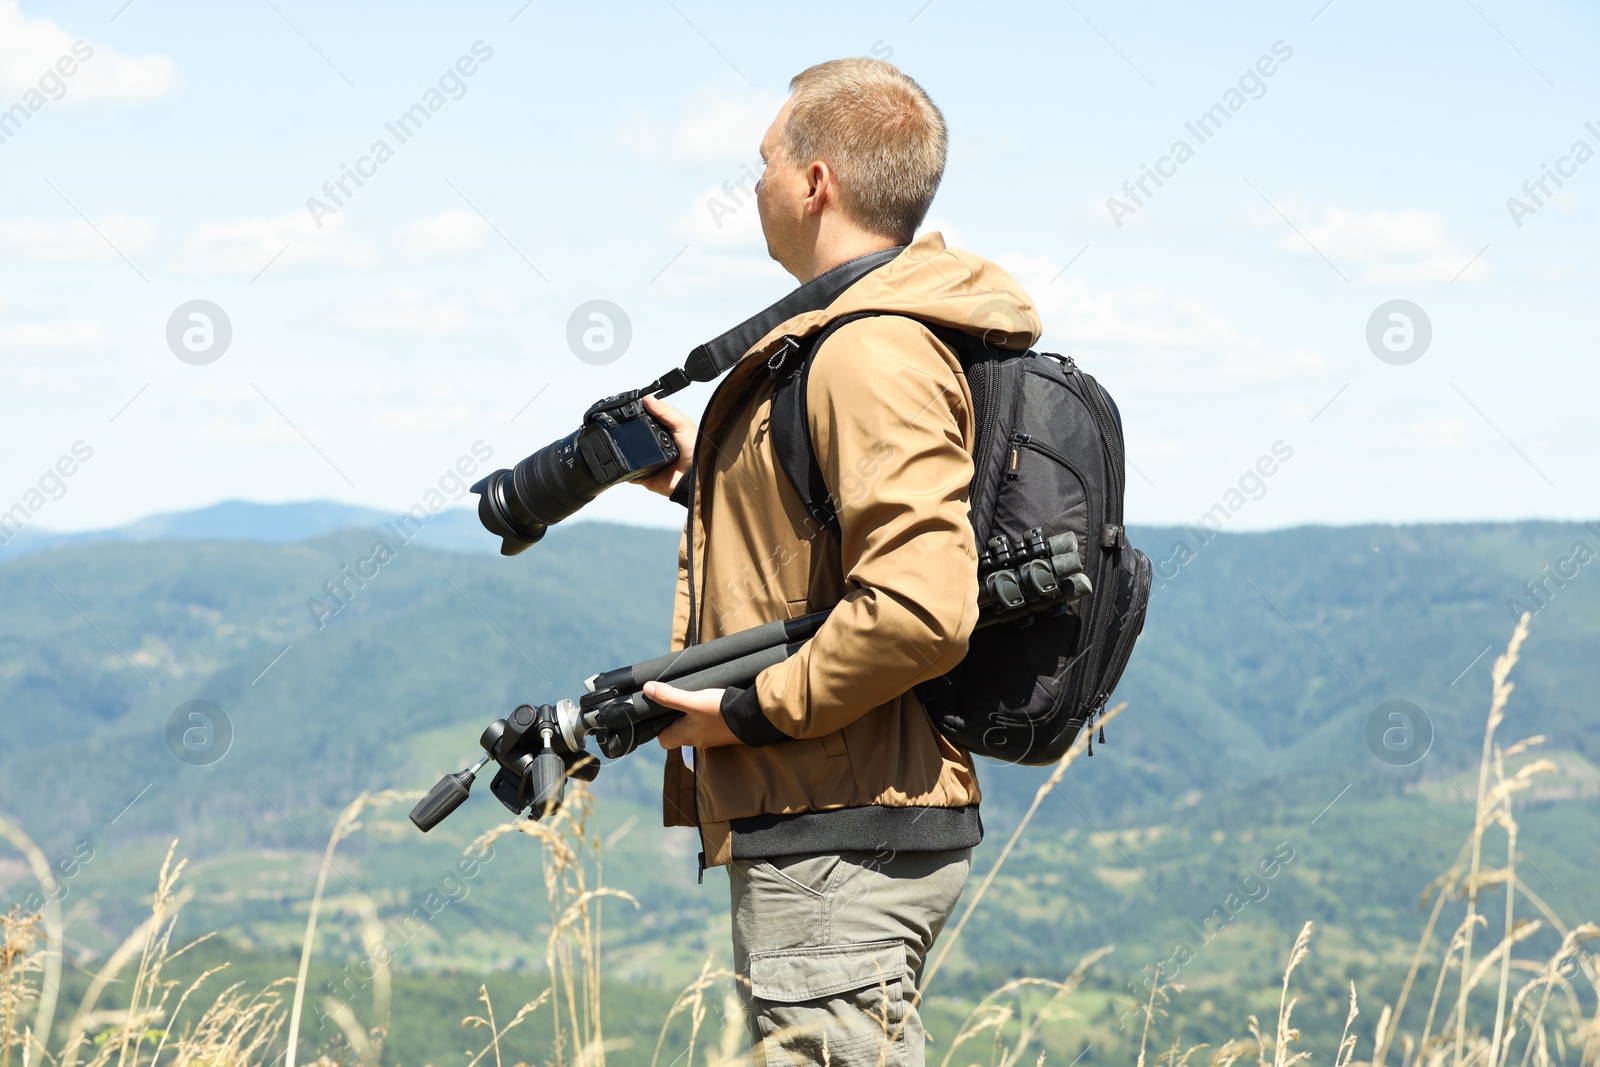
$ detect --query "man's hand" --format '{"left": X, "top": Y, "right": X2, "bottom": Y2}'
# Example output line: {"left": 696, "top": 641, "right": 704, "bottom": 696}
{"left": 633, "top": 396, "right": 697, "bottom": 498}
{"left": 648, "top": 681, "right": 742, "bottom": 750}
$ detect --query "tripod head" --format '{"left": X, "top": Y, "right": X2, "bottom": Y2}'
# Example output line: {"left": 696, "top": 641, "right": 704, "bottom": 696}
{"left": 410, "top": 699, "right": 596, "bottom": 832}
{"left": 409, "top": 610, "right": 834, "bottom": 833}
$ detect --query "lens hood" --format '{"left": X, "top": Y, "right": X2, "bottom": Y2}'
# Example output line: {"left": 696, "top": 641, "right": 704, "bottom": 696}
{"left": 471, "top": 471, "right": 546, "bottom": 556}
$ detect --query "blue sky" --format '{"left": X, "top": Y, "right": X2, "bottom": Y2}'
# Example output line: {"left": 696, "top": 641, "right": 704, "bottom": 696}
{"left": 1, "top": 0, "right": 1595, "bottom": 538}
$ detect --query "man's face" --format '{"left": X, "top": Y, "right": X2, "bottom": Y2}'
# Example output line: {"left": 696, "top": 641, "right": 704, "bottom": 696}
{"left": 755, "top": 97, "right": 808, "bottom": 278}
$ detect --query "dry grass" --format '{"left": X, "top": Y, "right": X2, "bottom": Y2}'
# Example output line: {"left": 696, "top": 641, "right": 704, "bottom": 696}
{"left": 1118, "top": 613, "right": 1599, "bottom": 1067}
{"left": 1, "top": 614, "right": 1595, "bottom": 1066}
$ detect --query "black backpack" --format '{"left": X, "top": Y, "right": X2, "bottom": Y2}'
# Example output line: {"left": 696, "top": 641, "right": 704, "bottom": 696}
{"left": 768, "top": 311, "right": 1152, "bottom": 765}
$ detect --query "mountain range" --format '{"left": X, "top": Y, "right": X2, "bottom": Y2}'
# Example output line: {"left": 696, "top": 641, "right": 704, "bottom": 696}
{"left": 1, "top": 502, "right": 1595, "bottom": 1063}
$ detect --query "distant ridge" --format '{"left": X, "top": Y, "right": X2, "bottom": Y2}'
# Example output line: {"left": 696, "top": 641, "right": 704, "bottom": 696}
{"left": 0, "top": 499, "right": 500, "bottom": 560}
{"left": 7, "top": 501, "right": 1594, "bottom": 565}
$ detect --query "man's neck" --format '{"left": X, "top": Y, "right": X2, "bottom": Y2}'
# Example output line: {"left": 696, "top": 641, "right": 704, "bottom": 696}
{"left": 796, "top": 229, "right": 901, "bottom": 283}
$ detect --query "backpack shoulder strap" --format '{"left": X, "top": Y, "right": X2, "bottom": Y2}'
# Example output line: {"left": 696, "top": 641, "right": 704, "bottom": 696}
{"left": 769, "top": 311, "right": 976, "bottom": 542}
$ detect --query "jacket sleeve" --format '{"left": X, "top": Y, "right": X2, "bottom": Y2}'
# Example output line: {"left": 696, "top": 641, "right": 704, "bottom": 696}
{"left": 750, "top": 317, "right": 979, "bottom": 740}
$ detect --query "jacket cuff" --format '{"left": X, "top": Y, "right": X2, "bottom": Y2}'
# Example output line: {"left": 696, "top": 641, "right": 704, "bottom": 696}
{"left": 669, "top": 473, "right": 694, "bottom": 509}
{"left": 720, "top": 685, "right": 788, "bottom": 747}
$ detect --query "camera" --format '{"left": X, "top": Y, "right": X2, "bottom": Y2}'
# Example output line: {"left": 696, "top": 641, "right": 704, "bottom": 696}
{"left": 472, "top": 388, "right": 679, "bottom": 555}
{"left": 466, "top": 246, "right": 908, "bottom": 556}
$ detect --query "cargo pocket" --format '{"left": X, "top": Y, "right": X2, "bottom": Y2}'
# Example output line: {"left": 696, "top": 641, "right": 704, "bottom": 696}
{"left": 749, "top": 939, "right": 907, "bottom": 1067}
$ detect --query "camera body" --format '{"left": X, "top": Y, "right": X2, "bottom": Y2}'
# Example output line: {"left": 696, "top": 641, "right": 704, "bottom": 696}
{"left": 571, "top": 389, "right": 679, "bottom": 488}
{"left": 473, "top": 388, "right": 679, "bottom": 555}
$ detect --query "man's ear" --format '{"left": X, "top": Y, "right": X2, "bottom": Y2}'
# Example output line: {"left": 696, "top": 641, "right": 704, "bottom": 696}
{"left": 803, "top": 160, "right": 833, "bottom": 215}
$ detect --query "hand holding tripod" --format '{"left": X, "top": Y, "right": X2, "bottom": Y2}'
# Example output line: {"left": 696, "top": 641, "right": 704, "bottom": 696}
{"left": 410, "top": 527, "right": 1089, "bottom": 832}
{"left": 409, "top": 609, "right": 829, "bottom": 831}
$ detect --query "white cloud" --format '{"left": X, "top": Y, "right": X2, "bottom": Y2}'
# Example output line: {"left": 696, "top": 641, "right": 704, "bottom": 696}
{"left": 372, "top": 403, "right": 473, "bottom": 433}
{"left": 175, "top": 211, "right": 375, "bottom": 275}
{"left": 189, "top": 384, "right": 260, "bottom": 402}
{"left": 675, "top": 95, "right": 773, "bottom": 162}
{"left": 0, "top": 320, "right": 100, "bottom": 348}
{"left": 1004, "top": 254, "right": 1237, "bottom": 349}
{"left": 948, "top": 129, "right": 1018, "bottom": 170}
{"left": 1233, "top": 204, "right": 1489, "bottom": 286}
{"left": 1361, "top": 256, "right": 1485, "bottom": 287}
{"left": 0, "top": 216, "right": 153, "bottom": 263}
{"left": 196, "top": 417, "right": 301, "bottom": 443}
{"left": 396, "top": 210, "right": 488, "bottom": 259}
{"left": 612, "top": 87, "right": 784, "bottom": 166}
{"left": 916, "top": 216, "right": 966, "bottom": 249}
{"left": 1524, "top": 263, "right": 1579, "bottom": 284}
{"left": 1001, "top": 252, "right": 1325, "bottom": 383}
{"left": 1544, "top": 189, "right": 1577, "bottom": 213}
{"left": 649, "top": 247, "right": 789, "bottom": 300}
{"left": 337, "top": 288, "right": 471, "bottom": 335}
{"left": 679, "top": 177, "right": 765, "bottom": 248}
{"left": 0, "top": 0, "right": 180, "bottom": 105}
{"left": 1297, "top": 208, "right": 1455, "bottom": 262}
{"left": 1071, "top": 194, "right": 1156, "bottom": 233}
{"left": 1410, "top": 419, "right": 1470, "bottom": 448}
{"left": 477, "top": 287, "right": 515, "bottom": 312}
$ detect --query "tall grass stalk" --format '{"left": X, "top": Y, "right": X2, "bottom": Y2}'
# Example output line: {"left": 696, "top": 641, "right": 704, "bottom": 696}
{"left": 285, "top": 788, "right": 420, "bottom": 1067}
{"left": 0, "top": 814, "right": 64, "bottom": 1060}
{"left": 471, "top": 780, "right": 637, "bottom": 1067}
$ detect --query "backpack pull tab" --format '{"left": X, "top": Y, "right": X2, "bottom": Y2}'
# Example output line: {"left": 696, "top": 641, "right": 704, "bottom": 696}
{"left": 697, "top": 851, "right": 706, "bottom": 884}
{"left": 767, "top": 336, "right": 802, "bottom": 375}
{"left": 1085, "top": 712, "right": 1094, "bottom": 757}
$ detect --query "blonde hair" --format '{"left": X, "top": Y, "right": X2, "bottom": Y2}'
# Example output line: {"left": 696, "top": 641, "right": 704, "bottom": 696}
{"left": 783, "top": 58, "right": 947, "bottom": 242}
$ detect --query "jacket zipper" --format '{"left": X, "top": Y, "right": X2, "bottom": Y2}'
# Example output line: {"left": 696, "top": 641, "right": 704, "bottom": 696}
{"left": 684, "top": 466, "right": 700, "bottom": 646}
{"left": 681, "top": 357, "right": 764, "bottom": 879}
{"left": 685, "top": 360, "right": 760, "bottom": 647}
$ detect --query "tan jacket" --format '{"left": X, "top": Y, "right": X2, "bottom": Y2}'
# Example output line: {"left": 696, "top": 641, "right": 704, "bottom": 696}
{"left": 663, "top": 232, "right": 1042, "bottom": 866}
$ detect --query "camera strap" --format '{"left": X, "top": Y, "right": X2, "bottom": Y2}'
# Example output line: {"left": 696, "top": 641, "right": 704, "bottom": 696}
{"left": 648, "top": 244, "right": 905, "bottom": 397}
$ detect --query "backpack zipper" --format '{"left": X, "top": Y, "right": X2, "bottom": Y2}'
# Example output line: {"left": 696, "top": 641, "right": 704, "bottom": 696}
{"left": 1094, "top": 549, "right": 1151, "bottom": 711}
{"left": 1009, "top": 427, "right": 1108, "bottom": 753}
{"left": 964, "top": 360, "right": 1001, "bottom": 544}
{"left": 1007, "top": 434, "right": 1099, "bottom": 542}
{"left": 1059, "top": 366, "right": 1126, "bottom": 745}
{"left": 970, "top": 361, "right": 997, "bottom": 475}
{"left": 1071, "top": 366, "right": 1125, "bottom": 517}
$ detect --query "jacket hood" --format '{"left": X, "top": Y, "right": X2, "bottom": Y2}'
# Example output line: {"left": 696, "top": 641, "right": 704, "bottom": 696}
{"left": 746, "top": 231, "right": 1041, "bottom": 361}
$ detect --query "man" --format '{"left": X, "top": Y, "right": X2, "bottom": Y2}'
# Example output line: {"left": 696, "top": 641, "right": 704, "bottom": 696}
{"left": 634, "top": 58, "right": 1041, "bottom": 1066}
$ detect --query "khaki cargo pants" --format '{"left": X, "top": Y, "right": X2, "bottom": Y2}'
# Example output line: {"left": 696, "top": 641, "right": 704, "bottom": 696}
{"left": 728, "top": 848, "right": 971, "bottom": 1067}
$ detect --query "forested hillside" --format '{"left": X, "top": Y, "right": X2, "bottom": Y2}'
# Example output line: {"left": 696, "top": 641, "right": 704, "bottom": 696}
{"left": 1, "top": 511, "right": 1595, "bottom": 1063}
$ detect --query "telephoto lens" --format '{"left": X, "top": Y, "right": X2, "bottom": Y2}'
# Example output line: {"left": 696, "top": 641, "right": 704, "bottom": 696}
{"left": 472, "top": 428, "right": 599, "bottom": 555}
{"left": 472, "top": 389, "right": 678, "bottom": 555}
